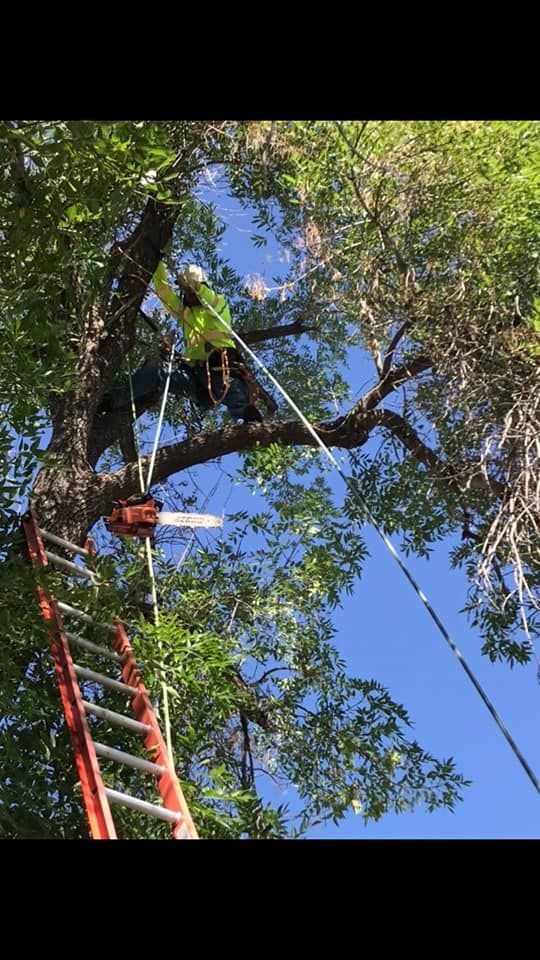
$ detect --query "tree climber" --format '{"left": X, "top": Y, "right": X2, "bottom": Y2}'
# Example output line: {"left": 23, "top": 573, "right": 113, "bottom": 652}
{"left": 100, "top": 263, "right": 268, "bottom": 423}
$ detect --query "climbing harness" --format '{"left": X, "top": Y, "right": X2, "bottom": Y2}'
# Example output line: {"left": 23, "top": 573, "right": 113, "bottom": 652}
{"left": 206, "top": 348, "right": 232, "bottom": 407}
{"left": 202, "top": 347, "right": 276, "bottom": 414}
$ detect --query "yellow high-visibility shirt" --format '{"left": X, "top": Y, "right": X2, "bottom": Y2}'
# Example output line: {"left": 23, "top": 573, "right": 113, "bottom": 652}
{"left": 152, "top": 262, "right": 235, "bottom": 362}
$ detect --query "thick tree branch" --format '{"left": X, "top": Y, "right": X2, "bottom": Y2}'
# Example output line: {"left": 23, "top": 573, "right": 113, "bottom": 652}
{"left": 355, "top": 355, "right": 432, "bottom": 413}
{"left": 90, "top": 355, "right": 434, "bottom": 507}
{"left": 36, "top": 397, "right": 503, "bottom": 544}
{"left": 105, "top": 411, "right": 382, "bottom": 500}
{"left": 241, "top": 320, "right": 317, "bottom": 344}
{"left": 96, "top": 199, "right": 178, "bottom": 398}
{"left": 106, "top": 400, "right": 502, "bottom": 506}
{"left": 373, "top": 408, "right": 505, "bottom": 497}
{"left": 88, "top": 397, "right": 161, "bottom": 467}
{"left": 138, "top": 309, "right": 315, "bottom": 346}
{"left": 49, "top": 200, "right": 179, "bottom": 466}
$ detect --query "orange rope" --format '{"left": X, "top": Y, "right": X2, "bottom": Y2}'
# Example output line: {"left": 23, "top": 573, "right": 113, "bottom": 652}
{"left": 206, "top": 349, "right": 231, "bottom": 406}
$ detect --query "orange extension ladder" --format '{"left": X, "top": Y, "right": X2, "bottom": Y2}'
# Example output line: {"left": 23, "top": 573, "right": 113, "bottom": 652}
{"left": 22, "top": 507, "right": 198, "bottom": 840}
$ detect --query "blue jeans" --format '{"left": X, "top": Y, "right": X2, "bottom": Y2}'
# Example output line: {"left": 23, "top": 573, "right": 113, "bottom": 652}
{"left": 109, "top": 356, "right": 250, "bottom": 421}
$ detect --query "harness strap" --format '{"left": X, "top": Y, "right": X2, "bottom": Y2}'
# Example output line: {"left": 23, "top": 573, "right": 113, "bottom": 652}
{"left": 205, "top": 349, "right": 232, "bottom": 406}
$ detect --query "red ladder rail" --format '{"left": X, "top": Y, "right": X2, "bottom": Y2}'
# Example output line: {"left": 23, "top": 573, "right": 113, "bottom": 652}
{"left": 22, "top": 509, "right": 117, "bottom": 839}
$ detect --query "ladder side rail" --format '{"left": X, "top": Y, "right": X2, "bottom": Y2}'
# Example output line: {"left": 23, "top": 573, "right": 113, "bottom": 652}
{"left": 22, "top": 510, "right": 117, "bottom": 840}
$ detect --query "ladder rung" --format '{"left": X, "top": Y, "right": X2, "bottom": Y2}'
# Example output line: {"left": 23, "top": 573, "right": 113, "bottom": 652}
{"left": 94, "top": 741, "right": 165, "bottom": 776}
{"left": 39, "top": 528, "right": 91, "bottom": 559}
{"left": 105, "top": 788, "right": 182, "bottom": 825}
{"left": 45, "top": 551, "right": 95, "bottom": 582}
{"left": 67, "top": 632, "right": 125, "bottom": 663}
{"left": 82, "top": 700, "right": 151, "bottom": 736}
{"left": 74, "top": 665, "right": 138, "bottom": 697}
{"left": 57, "top": 601, "right": 116, "bottom": 632}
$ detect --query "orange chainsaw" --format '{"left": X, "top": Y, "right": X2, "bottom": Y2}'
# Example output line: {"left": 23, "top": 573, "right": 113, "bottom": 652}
{"left": 104, "top": 493, "right": 222, "bottom": 539}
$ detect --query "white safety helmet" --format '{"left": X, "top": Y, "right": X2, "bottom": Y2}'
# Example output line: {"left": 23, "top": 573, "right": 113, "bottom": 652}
{"left": 180, "top": 264, "right": 208, "bottom": 287}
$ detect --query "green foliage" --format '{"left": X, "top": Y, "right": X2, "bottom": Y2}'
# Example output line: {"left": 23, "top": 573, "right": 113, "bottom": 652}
{"left": 4, "top": 120, "right": 538, "bottom": 838}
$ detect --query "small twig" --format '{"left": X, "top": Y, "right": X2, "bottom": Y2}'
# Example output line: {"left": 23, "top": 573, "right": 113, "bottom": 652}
{"left": 382, "top": 321, "right": 411, "bottom": 377}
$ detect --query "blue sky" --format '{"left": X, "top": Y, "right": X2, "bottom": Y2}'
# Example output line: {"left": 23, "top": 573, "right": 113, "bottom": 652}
{"left": 185, "top": 183, "right": 540, "bottom": 839}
